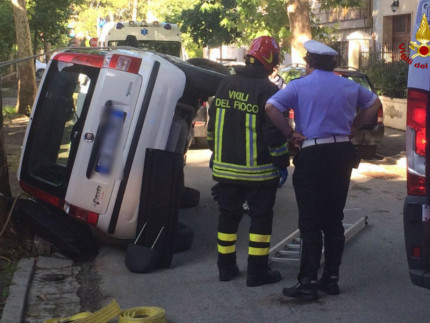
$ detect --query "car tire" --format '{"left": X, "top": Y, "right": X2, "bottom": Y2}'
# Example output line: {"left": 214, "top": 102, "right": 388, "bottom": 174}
{"left": 186, "top": 58, "right": 230, "bottom": 75}
{"left": 166, "top": 58, "right": 227, "bottom": 99}
{"left": 192, "top": 137, "right": 208, "bottom": 149}
{"left": 357, "top": 145, "right": 377, "bottom": 159}
{"left": 174, "top": 222, "right": 194, "bottom": 253}
{"left": 180, "top": 186, "right": 200, "bottom": 208}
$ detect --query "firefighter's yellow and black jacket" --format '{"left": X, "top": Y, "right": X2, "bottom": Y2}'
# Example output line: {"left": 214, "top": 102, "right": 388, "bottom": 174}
{"left": 207, "top": 64, "right": 290, "bottom": 183}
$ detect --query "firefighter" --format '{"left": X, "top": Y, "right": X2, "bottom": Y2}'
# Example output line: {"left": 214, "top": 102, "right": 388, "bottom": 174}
{"left": 207, "top": 36, "right": 290, "bottom": 287}
{"left": 265, "top": 40, "right": 381, "bottom": 300}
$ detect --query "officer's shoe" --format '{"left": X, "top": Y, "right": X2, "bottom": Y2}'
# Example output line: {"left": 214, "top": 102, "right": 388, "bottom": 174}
{"left": 282, "top": 280, "right": 318, "bottom": 301}
{"left": 246, "top": 269, "right": 281, "bottom": 287}
{"left": 317, "top": 276, "right": 340, "bottom": 295}
{"left": 219, "top": 265, "right": 240, "bottom": 282}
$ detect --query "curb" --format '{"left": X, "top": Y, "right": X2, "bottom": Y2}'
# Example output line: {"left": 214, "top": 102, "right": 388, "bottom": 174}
{"left": 1, "top": 258, "right": 35, "bottom": 323}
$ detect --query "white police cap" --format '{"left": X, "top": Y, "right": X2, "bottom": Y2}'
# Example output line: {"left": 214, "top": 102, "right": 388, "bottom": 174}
{"left": 304, "top": 40, "right": 338, "bottom": 56}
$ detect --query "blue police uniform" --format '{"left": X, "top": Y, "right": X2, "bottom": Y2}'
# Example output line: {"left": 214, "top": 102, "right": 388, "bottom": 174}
{"left": 267, "top": 40, "right": 378, "bottom": 299}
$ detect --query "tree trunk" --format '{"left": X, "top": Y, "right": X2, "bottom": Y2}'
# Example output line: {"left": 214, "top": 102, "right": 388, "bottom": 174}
{"left": 0, "top": 78, "right": 13, "bottom": 234}
{"left": 132, "top": 0, "right": 138, "bottom": 21}
{"left": 11, "top": 0, "right": 37, "bottom": 115}
{"left": 285, "top": 0, "right": 312, "bottom": 65}
{"left": 44, "top": 41, "right": 51, "bottom": 62}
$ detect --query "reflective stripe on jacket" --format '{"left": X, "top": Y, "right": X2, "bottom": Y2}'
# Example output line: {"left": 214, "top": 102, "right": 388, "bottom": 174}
{"left": 207, "top": 64, "right": 289, "bottom": 184}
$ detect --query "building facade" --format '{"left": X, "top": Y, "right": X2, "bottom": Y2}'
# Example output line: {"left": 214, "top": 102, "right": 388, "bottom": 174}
{"left": 310, "top": 0, "right": 419, "bottom": 68}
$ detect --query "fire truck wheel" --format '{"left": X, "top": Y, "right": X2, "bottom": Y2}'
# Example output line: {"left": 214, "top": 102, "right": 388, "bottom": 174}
{"left": 180, "top": 187, "right": 200, "bottom": 208}
{"left": 174, "top": 222, "right": 194, "bottom": 253}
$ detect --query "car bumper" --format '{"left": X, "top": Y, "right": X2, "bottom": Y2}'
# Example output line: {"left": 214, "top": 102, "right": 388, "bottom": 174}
{"left": 351, "top": 124, "right": 384, "bottom": 146}
{"left": 404, "top": 195, "right": 430, "bottom": 289}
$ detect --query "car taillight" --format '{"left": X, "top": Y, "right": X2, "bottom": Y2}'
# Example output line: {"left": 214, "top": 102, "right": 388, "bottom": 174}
{"left": 20, "top": 182, "right": 65, "bottom": 209}
{"left": 289, "top": 109, "right": 294, "bottom": 119}
{"left": 54, "top": 53, "right": 105, "bottom": 68}
{"left": 54, "top": 52, "right": 142, "bottom": 74}
{"left": 104, "top": 54, "right": 141, "bottom": 73}
{"left": 65, "top": 203, "right": 99, "bottom": 226}
{"left": 406, "top": 89, "right": 428, "bottom": 196}
{"left": 412, "top": 246, "right": 422, "bottom": 258}
{"left": 408, "top": 172, "right": 427, "bottom": 195}
{"left": 377, "top": 106, "right": 383, "bottom": 124}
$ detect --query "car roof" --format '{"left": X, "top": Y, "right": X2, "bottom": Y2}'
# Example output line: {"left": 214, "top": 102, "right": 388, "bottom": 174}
{"left": 334, "top": 67, "right": 366, "bottom": 77}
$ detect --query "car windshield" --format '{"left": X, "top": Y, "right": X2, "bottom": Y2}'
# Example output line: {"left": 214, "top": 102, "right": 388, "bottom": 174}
{"left": 21, "top": 60, "right": 99, "bottom": 195}
{"left": 341, "top": 75, "right": 372, "bottom": 91}
{"left": 280, "top": 67, "right": 373, "bottom": 92}
{"left": 108, "top": 40, "right": 181, "bottom": 57}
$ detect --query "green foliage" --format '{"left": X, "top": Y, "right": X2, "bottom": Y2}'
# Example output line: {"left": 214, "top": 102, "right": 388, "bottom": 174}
{"left": 178, "top": 0, "right": 241, "bottom": 48}
{"left": 1, "top": 106, "right": 18, "bottom": 118}
{"left": 235, "top": 0, "right": 289, "bottom": 46}
{"left": 27, "top": 0, "right": 78, "bottom": 51}
{"left": 362, "top": 61, "right": 408, "bottom": 98}
{"left": 0, "top": 1, "right": 15, "bottom": 62}
{"left": 318, "top": 0, "right": 364, "bottom": 10}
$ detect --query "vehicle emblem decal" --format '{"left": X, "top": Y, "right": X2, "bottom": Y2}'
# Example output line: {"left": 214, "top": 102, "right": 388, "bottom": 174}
{"left": 410, "top": 14, "right": 430, "bottom": 58}
{"left": 126, "top": 82, "right": 132, "bottom": 96}
{"left": 93, "top": 185, "right": 103, "bottom": 206}
{"left": 141, "top": 28, "right": 148, "bottom": 36}
{"left": 84, "top": 132, "right": 95, "bottom": 142}
{"left": 262, "top": 52, "right": 273, "bottom": 64}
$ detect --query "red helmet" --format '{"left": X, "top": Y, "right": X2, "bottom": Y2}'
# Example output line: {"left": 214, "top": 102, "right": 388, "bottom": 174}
{"left": 247, "top": 36, "right": 280, "bottom": 71}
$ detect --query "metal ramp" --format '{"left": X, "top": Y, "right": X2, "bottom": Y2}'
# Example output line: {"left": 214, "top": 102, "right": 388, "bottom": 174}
{"left": 269, "top": 216, "right": 368, "bottom": 263}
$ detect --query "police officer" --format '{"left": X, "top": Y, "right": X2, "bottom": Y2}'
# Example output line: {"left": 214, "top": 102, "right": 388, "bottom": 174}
{"left": 207, "top": 36, "right": 290, "bottom": 287}
{"left": 265, "top": 40, "right": 381, "bottom": 299}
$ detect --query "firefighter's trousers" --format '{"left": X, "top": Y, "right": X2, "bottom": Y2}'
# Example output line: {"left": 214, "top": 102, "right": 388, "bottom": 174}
{"left": 216, "top": 180, "right": 278, "bottom": 275}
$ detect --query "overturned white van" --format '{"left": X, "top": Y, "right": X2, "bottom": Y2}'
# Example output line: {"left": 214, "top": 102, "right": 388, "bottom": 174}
{"left": 13, "top": 47, "right": 225, "bottom": 261}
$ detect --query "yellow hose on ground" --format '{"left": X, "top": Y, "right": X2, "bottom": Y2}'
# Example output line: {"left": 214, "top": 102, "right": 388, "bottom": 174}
{"left": 43, "top": 299, "right": 166, "bottom": 323}
{"left": 119, "top": 306, "right": 166, "bottom": 323}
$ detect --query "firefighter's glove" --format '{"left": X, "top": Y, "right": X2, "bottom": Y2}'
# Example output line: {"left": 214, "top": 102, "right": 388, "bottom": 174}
{"left": 278, "top": 168, "right": 288, "bottom": 188}
{"left": 211, "top": 183, "right": 221, "bottom": 202}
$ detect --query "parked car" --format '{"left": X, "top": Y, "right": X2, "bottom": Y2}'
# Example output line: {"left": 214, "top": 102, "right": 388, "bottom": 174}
{"left": 403, "top": 0, "right": 430, "bottom": 290}
{"left": 35, "top": 59, "right": 46, "bottom": 80}
{"left": 278, "top": 65, "right": 384, "bottom": 159}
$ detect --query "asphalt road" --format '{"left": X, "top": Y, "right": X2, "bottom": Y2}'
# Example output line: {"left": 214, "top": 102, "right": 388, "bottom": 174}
{"left": 13, "top": 127, "right": 430, "bottom": 322}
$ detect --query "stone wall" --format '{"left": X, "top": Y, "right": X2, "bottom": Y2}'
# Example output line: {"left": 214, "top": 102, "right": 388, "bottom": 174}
{"left": 380, "top": 96, "right": 406, "bottom": 131}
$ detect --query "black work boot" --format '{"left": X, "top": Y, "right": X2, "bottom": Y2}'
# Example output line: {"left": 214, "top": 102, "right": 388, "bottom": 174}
{"left": 219, "top": 264, "right": 240, "bottom": 281}
{"left": 319, "top": 236, "right": 344, "bottom": 295}
{"left": 218, "top": 252, "right": 239, "bottom": 282}
{"left": 282, "top": 279, "right": 318, "bottom": 300}
{"left": 246, "top": 268, "right": 281, "bottom": 287}
{"left": 283, "top": 239, "right": 322, "bottom": 300}
{"left": 318, "top": 275, "right": 340, "bottom": 295}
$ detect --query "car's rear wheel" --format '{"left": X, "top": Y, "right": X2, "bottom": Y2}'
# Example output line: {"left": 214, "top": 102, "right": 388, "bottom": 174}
{"left": 192, "top": 137, "right": 208, "bottom": 149}
{"left": 174, "top": 222, "right": 194, "bottom": 253}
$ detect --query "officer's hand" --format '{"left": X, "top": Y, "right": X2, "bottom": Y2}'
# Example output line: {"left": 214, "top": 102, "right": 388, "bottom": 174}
{"left": 278, "top": 168, "right": 288, "bottom": 188}
{"left": 291, "top": 132, "right": 306, "bottom": 148}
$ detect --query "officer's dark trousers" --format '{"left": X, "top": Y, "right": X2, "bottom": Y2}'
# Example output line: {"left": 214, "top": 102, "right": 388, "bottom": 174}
{"left": 292, "top": 141, "right": 356, "bottom": 282}
{"left": 216, "top": 181, "right": 278, "bottom": 275}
